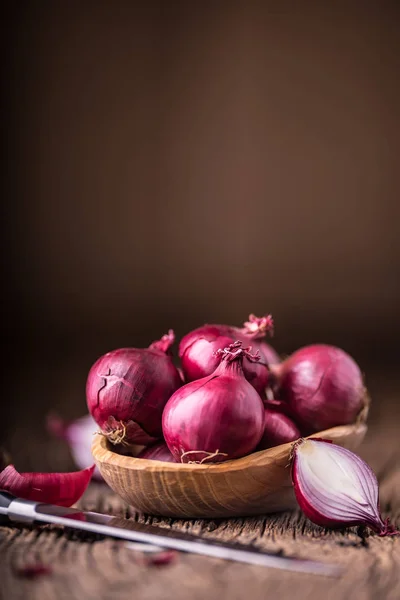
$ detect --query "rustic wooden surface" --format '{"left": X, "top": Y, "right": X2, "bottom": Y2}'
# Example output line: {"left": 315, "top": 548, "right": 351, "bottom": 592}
{"left": 0, "top": 369, "right": 399, "bottom": 600}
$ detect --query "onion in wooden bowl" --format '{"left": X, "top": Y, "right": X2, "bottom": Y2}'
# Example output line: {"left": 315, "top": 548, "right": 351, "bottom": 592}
{"left": 92, "top": 421, "right": 368, "bottom": 519}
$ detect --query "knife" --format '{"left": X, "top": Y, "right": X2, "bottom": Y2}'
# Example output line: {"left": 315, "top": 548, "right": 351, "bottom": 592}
{"left": 0, "top": 491, "right": 341, "bottom": 576}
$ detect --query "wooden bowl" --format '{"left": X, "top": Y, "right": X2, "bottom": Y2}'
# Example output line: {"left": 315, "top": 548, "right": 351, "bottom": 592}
{"left": 92, "top": 423, "right": 367, "bottom": 519}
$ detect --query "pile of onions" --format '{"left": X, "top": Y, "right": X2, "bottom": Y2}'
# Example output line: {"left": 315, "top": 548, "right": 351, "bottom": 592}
{"left": 82, "top": 315, "right": 390, "bottom": 535}
{"left": 87, "top": 318, "right": 368, "bottom": 466}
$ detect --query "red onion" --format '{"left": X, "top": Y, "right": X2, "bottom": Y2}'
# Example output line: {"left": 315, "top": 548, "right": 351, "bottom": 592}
{"left": 47, "top": 413, "right": 103, "bottom": 479}
{"left": 163, "top": 342, "right": 265, "bottom": 463}
{"left": 292, "top": 438, "right": 399, "bottom": 536}
{"left": 137, "top": 442, "right": 177, "bottom": 462}
{"left": 179, "top": 314, "right": 278, "bottom": 396}
{"left": 0, "top": 464, "right": 95, "bottom": 507}
{"left": 86, "top": 330, "right": 181, "bottom": 445}
{"left": 257, "top": 408, "right": 301, "bottom": 450}
{"left": 271, "top": 344, "right": 366, "bottom": 433}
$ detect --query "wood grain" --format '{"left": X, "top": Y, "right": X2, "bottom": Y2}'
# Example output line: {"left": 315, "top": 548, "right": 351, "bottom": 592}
{"left": 92, "top": 423, "right": 367, "bottom": 518}
{"left": 0, "top": 369, "right": 399, "bottom": 600}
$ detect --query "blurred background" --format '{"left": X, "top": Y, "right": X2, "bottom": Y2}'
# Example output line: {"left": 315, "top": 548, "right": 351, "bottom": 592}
{"left": 2, "top": 1, "right": 399, "bottom": 467}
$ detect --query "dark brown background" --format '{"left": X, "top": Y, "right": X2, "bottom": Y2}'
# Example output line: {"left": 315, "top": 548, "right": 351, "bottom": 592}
{"left": 2, "top": 1, "right": 399, "bottom": 457}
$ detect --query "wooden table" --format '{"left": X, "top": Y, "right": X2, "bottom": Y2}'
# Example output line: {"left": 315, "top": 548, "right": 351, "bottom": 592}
{"left": 1, "top": 369, "right": 399, "bottom": 600}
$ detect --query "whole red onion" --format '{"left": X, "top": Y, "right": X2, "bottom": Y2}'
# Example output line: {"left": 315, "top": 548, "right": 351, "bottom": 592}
{"left": 179, "top": 314, "right": 278, "bottom": 396}
{"left": 86, "top": 331, "right": 181, "bottom": 445}
{"left": 137, "top": 442, "right": 177, "bottom": 462}
{"left": 163, "top": 341, "right": 265, "bottom": 464}
{"left": 271, "top": 344, "right": 366, "bottom": 433}
{"left": 257, "top": 408, "right": 301, "bottom": 450}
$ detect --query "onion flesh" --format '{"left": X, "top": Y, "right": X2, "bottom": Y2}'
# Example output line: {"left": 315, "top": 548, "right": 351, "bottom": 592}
{"left": 163, "top": 342, "right": 265, "bottom": 463}
{"left": 86, "top": 330, "right": 181, "bottom": 445}
{"left": 272, "top": 344, "right": 366, "bottom": 433}
{"left": 0, "top": 464, "right": 95, "bottom": 507}
{"left": 292, "top": 439, "right": 399, "bottom": 536}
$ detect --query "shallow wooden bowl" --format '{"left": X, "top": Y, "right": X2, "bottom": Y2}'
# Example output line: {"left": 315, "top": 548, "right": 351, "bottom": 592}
{"left": 92, "top": 423, "right": 367, "bottom": 519}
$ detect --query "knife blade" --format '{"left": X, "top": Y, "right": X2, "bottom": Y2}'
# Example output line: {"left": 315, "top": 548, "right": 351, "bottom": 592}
{"left": 0, "top": 492, "right": 341, "bottom": 576}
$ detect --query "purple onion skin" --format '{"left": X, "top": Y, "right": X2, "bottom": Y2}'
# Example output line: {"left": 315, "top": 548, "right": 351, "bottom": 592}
{"left": 163, "top": 350, "right": 265, "bottom": 464}
{"left": 137, "top": 442, "right": 177, "bottom": 463}
{"left": 179, "top": 323, "right": 278, "bottom": 396}
{"left": 272, "top": 344, "right": 365, "bottom": 433}
{"left": 179, "top": 332, "right": 234, "bottom": 381}
{"left": 257, "top": 408, "right": 301, "bottom": 450}
{"left": 86, "top": 344, "right": 181, "bottom": 445}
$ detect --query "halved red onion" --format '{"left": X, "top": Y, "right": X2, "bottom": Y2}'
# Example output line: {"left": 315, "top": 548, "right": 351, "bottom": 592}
{"left": 86, "top": 330, "right": 181, "bottom": 445}
{"left": 272, "top": 344, "right": 366, "bottom": 433}
{"left": 292, "top": 439, "right": 398, "bottom": 536}
{"left": 163, "top": 341, "right": 265, "bottom": 463}
{"left": 179, "top": 314, "right": 278, "bottom": 396}
{"left": 257, "top": 408, "right": 301, "bottom": 450}
{"left": 0, "top": 464, "right": 95, "bottom": 507}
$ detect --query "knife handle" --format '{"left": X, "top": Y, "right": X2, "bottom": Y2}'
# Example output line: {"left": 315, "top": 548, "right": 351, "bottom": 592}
{"left": 0, "top": 491, "right": 14, "bottom": 524}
